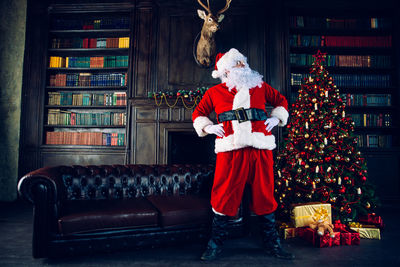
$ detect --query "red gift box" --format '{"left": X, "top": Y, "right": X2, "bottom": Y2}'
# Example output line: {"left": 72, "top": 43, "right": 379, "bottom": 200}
{"left": 339, "top": 228, "right": 360, "bottom": 245}
{"left": 358, "top": 213, "right": 384, "bottom": 229}
{"left": 333, "top": 220, "right": 360, "bottom": 245}
{"left": 302, "top": 228, "right": 341, "bottom": 248}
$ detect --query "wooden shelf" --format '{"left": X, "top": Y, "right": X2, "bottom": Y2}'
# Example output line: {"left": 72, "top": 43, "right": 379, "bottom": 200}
{"left": 290, "top": 46, "right": 393, "bottom": 55}
{"left": 46, "top": 86, "right": 128, "bottom": 90}
{"left": 40, "top": 144, "right": 126, "bottom": 150}
{"left": 45, "top": 105, "right": 126, "bottom": 109}
{"left": 47, "top": 67, "right": 128, "bottom": 71}
{"left": 289, "top": 27, "right": 392, "bottom": 36}
{"left": 48, "top": 48, "right": 129, "bottom": 53}
{"left": 44, "top": 125, "right": 126, "bottom": 128}
{"left": 290, "top": 85, "right": 396, "bottom": 93}
{"left": 49, "top": 29, "right": 130, "bottom": 34}
{"left": 290, "top": 65, "right": 394, "bottom": 73}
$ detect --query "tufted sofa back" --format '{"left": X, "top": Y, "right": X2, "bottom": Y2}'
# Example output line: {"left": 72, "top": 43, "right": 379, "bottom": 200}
{"left": 58, "top": 164, "right": 214, "bottom": 201}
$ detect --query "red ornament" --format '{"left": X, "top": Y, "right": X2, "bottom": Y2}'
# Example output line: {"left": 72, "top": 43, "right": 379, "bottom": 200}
{"left": 347, "top": 207, "right": 352, "bottom": 214}
{"left": 361, "top": 176, "right": 367, "bottom": 182}
{"left": 339, "top": 186, "right": 346, "bottom": 194}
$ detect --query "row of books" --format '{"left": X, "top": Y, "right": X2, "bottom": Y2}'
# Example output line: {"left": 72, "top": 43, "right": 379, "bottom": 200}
{"left": 49, "top": 73, "right": 128, "bottom": 87}
{"left": 354, "top": 134, "right": 392, "bottom": 148}
{"left": 45, "top": 131, "right": 125, "bottom": 146}
{"left": 290, "top": 73, "right": 391, "bottom": 88}
{"left": 290, "top": 54, "right": 391, "bottom": 68}
{"left": 350, "top": 113, "right": 392, "bottom": 127}
{"left": 49, "top": 56, "right": 129, "bottom": 68}
{"left": 289, "top": 16, "right": 391, "bottom": 29}
{"left": 48, "top": 92, "right": 127, "bottom": 106}
{"left": 47, "top": 109, "right": 126, "bottom": 126}
{"left": 341, "top": 94, "right": 391, "bottom": 106}
{"left": 50, "top": 37, "right": 130, "bottom": 49}
{"left": 52, "top": 18, "right": 130, "bottom": 30}
{"left": 290, "top": 35, "right": 392, "bottom": 48}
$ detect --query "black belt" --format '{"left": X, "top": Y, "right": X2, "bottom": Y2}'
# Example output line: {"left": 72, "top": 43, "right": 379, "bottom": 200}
{"left": 218, "top": 108, "right": 268, "bottom": 123}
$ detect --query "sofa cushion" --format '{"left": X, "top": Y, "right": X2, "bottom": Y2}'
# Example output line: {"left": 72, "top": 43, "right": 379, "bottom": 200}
{"left": 147, "top": 195, "right": 211, "bottom": 227}
{"left": 58, "top": 198, "right": 158, "bottom": 235}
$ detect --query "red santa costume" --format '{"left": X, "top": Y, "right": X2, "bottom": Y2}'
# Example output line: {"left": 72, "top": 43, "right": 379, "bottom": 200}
{"left": 192, "top": 48, "right": 289, "bottom": 217}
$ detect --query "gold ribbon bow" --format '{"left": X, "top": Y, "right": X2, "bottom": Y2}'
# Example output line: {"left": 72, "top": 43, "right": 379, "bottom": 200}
{"left": 312, "top": 207, "right": 329, "bottom": 223}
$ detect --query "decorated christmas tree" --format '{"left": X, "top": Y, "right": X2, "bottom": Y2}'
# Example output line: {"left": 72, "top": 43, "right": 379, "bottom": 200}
{"left": 275, "top": 51, "right": 379, "bottom": 222}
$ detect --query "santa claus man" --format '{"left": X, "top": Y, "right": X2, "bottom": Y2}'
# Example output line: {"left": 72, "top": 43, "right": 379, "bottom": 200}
{"left": 192, "top": 48, "right": 294, "bottom": 261}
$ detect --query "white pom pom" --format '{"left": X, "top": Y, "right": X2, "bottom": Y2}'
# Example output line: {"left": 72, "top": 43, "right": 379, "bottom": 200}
{"left": 212, "top": 70, "right": 220, "bottom": 79}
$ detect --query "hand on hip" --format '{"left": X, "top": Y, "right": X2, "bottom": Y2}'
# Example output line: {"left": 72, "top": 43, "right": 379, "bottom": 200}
{"left": 204, "top": 124, "right": 225, "bottom": 137}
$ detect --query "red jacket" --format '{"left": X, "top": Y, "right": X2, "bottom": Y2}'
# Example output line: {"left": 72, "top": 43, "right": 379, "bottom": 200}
{"left": 192, "top": 82, "right": 289, "bottom": 153}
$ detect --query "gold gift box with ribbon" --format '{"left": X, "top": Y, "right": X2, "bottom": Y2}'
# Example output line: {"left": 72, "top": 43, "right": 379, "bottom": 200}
{"left": 291, "top": 203, "right": 332, "bottom": 228}
{"left": 349, "top": 222, "right": 381, "bottom": 240}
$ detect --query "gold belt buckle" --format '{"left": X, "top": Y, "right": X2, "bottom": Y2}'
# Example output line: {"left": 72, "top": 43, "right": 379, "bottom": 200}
{"left": 234, "top": 108, "right": 248, "bottom": 123}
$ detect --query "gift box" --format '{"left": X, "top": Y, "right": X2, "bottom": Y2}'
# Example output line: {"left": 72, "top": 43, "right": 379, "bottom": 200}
{"left": 291, "top": 203, "right": 332, "bottom": 228}
{"left": 349, "top": 222, "right": 381, "bottom": 240}
{"left": 278, "top": 222, "right": 297, "bottom": 239}
{"left": 301, "top": 228, "right": 341, "bottom": 248}
{"left": 358, "top": 213, "right": 384, "bottom": 229}
{"left": 333, "top": 220, "right": 360, "bottom": 245}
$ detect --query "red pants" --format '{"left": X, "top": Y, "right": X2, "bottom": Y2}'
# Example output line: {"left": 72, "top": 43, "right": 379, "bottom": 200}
{"left": 211, "top": 147, "right": 278, "bottom": 217}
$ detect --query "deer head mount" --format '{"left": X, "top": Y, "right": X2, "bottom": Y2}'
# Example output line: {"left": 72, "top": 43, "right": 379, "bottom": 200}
{"left": 195, "top": 0, "right": 232, "bottom": 67}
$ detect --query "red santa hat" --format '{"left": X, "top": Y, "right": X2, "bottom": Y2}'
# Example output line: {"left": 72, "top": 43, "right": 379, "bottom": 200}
{"left": 211, "top": 48, "right": 247, "bottom": 79}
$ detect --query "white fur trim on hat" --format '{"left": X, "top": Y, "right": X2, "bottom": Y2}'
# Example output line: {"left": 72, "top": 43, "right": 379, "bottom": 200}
{"left": 212, "top": 70, "right": 221, "bottom": 79}
{"left": 271, "top": 106, "right": 289, "bottom": 126}
{"left": 212, "top": 48, "right": 247, "bottom": 79}
{"left": 193, "top": 116, "right": 214, "bottom": 137}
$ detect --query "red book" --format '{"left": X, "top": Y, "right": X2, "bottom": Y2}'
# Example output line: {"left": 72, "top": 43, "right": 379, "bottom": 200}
{"left": 82, "top": 38, "right": 89, "bottom": 48}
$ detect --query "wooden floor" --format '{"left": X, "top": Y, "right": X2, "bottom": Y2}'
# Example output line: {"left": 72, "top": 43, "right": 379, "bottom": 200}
{"left": 1, "top": 200, "right": 399, "bottom": 267}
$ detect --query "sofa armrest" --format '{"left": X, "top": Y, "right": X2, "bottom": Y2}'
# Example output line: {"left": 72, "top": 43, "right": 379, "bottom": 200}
{"left": 18, "top": 166, "right": 65, "bottom": 258}
{"left": 18, "top": 166, "right": 65, "bottom": 205}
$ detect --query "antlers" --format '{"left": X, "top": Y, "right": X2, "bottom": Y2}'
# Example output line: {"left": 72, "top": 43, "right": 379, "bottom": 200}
{"left": 197, "top": 0, "right": 211, "bottom": 13}
{"left": 217, "top": 0, "right": 232, "bottom": 14}
{"left": 197, "top": 0, "right": 232, "bottom": 14}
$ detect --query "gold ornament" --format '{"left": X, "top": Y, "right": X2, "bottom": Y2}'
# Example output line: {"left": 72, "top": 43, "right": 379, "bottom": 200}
{"left": 312, "top": 98, "right": 317, "bottom": 103}
{"left": 335, "top": 155, "right": 340, "bottom": 161}
{"left": 366, "top": 202, "right": 371, "bottom": 209}
{"left": 319, "top": 143, "right": 325, "bottom": 148}
{"left": 306, "top": 194, "right": 312, "bottom": 199}
{"left": 296, "top": 192, "right": 301, "bottom": 197}
{"left": 305, "top": 164, "right": 310, "bottom": 169}
{"left": 305, "top": 133, "right": 310, "bottom": 138}
{"left": 345, "top": 157, "right": 350, "bottom": 162}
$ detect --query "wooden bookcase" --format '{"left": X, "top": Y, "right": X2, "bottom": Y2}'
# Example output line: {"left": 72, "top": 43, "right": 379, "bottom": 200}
{"left": 286, "top": 9, "right": 400, "bottom": 200}
{"left": 287, "top": 12, "right": 397, "bottom": 149}
{"left": 40, "top": 5, "right": 134, "bottom": 164}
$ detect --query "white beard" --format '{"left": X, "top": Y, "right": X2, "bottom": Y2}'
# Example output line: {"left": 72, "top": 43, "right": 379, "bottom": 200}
{"left": 221, "top": 65, "right": 263, "bottom": 91}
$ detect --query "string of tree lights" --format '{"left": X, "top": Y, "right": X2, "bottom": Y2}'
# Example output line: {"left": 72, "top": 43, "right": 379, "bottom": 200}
{"left": 274, "top": 51, "right": 379, "bottom": 222}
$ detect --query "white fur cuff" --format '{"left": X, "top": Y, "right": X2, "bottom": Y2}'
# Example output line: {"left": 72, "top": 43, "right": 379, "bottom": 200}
{"left": 271, "top": 106, "right": 289, "bottom": 126}
{"left": 193, "top": 116, "right": 214, "bottom": 137}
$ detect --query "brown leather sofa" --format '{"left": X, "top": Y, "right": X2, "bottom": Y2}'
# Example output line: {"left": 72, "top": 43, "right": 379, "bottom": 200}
{"left": 18, "top": 164, "right": 245, "bottom": 258}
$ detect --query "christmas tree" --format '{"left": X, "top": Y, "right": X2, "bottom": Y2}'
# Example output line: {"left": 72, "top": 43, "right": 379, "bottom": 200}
{"left": 275, "top": 51, "right": 379, "bottom": 222}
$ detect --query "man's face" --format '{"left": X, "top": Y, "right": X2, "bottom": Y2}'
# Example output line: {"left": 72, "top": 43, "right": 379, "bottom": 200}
{"left": 233, "top": 60, "right": 245, "bottom": 68}
{"left": 224, "top": 61, "right": 245, "bottom": 77}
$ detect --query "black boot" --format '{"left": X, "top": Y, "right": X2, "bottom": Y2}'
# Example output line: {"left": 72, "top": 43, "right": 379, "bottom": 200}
{"left": 200, "top": 214, "right": 229, "bottom": 261}
{"left": 259, "top": 213, "right": 295, "bottom": 260}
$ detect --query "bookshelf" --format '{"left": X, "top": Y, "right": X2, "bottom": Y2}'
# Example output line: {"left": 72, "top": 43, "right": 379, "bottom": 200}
{"left": 287, "top": 13, "right": 397, "bottom": 150}
{"left": 43, "top": 10, "right": 132, "bottom": 149}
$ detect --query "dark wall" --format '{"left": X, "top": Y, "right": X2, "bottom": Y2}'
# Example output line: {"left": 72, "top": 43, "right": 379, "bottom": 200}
{"left": 0, "top": 0, "right": 27, "bottom": 201}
